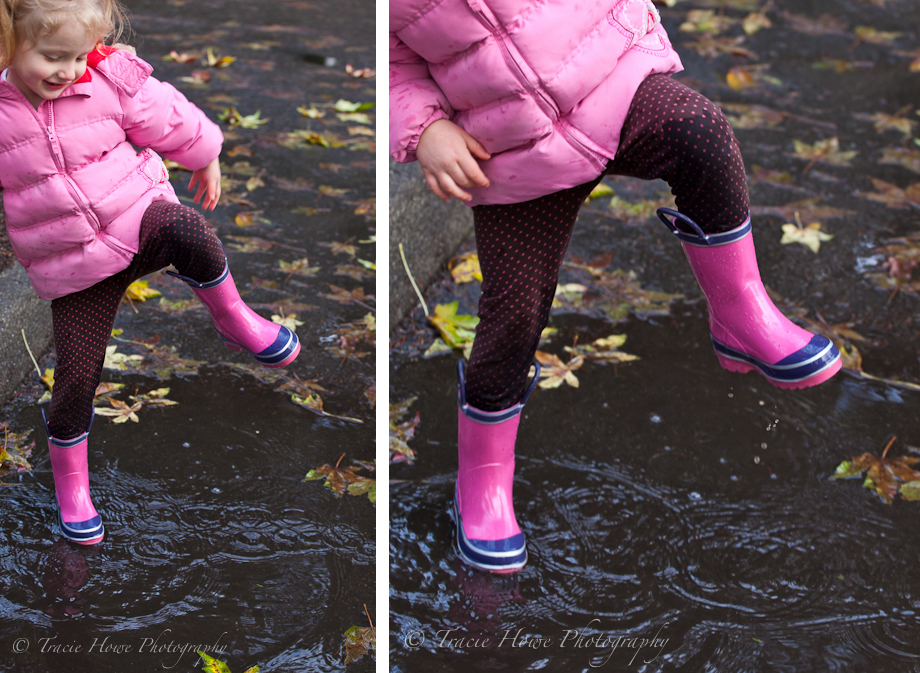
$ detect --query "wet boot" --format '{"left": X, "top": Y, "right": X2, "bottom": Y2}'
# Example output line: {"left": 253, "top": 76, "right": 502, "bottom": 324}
{"left": 44, "top": 412, "right": 104, "bottom": 545}
{"left": 454, "top": 360, "right": 540, "bottom": 574}
{"left": 658, "top": 208, "right": 841, "bottom": 389}
{"left": 169, "top": 263, "right": 300, "bottom": 368}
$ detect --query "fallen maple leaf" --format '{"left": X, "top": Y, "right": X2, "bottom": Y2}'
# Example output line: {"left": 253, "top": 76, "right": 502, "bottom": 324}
{"left": 780, "top": 212, "right": 833, "bottom": 253}
{"left": 347, "top": 477, "right": 376, "bottom": 504}
{"left": 448, "top": 253, "right": 482, "bottom": 284}
{"left": 333, "top": 99, "right": 374, "bottom": 113}
{"left": 218, "top": 107, "right": 268, "bottom": 128}
{"left": 272, "top": 313, "right": 304, "bottom": 331}
{"left": 679, "top": 9, "right": 736, "bottom": 34}
{"left": 390, "top": 397, "right": 419, "bottom": 464}
{"left": 124, "top": 280, "right": 162, "bottom": 303}
{"left": 164, "top": 50, "right": 196, "bottom": 63}
{"left": 565, "top": 334, "right": 640, "bottom": 363}
{"left": 857, "top": 178, "right": 920, "bottom": 209}
{"left": 94, "top": 397, "right": 143, "bottom": 423}
{"left": 320, "top": 240, "right": 358, "bottom": 257}
{"left": 852, "top": 26, "right": 901, "bottom": 47}
{"left": 833, "top": 437, "right": 920, "bottom": 504}
{"left": 854, "top": 110, "right": 915, "bottom": 139}
{"left": 534, "top": 350, "right": 583, "bottom": 389}
{"left": 291, "top": 393, "right": 363, "bottom": 423}
{"left": 879, "top": 147, "right": 920, "bottom": 175}
{"left": 345, "top": 64, "right": 375, "bottom": 78}
{"left": 278, "top": 257, "right": 320, "bottom": 280}
{"left": 742, "top": 11, "right": 771, "bottom": 35}
{"left": 305, "top": 453, "right": 363, "bottom": 496}
{"left": 205, "top": 47, "right": 236, "bottom": 67}
{"left": 428, "top": 302, "right": 478, "bottom": 350}
{"left": 197, "top": 650, "right": 232, "bottom": 673}
{"left": 790, "top": 137, "right": 857, "bottom": 171}
{"left": 103, "top": 345, "right": 144, "bottom": 371}
{"left": 343, "top": 625, "right": 375, "bottom": 664}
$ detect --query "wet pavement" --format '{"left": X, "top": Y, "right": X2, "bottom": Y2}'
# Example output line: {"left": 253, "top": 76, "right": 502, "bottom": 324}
{"left": 389, "top": 0, "right": 920, "bottom": 670}
{"left": 0, "top": 0, "right": 375, "bottom": 671}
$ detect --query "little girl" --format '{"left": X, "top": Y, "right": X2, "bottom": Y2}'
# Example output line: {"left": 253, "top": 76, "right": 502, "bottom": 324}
{"left": 1, "top": 0, "right": 300, "bottom": 545}
{"left": 390, "top": 0, "right": 842, "bottom": 573}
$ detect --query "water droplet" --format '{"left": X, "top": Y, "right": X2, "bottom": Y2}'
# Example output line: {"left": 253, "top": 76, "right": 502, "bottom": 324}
{"left": 728, "top": 393, "right": 734, "bottom": 398}
{"left": 211, "top": 487, "right": 221, "bottom": 494}
{"left": 183, "top": 442, "right": 190, "bottom": 448}
{"left": 761, "top": 442, "right": 768, "bottom": 449}
{"left": 730, "top": 475, "right": 739, "bottom": 481}
{"left": 664, "top": 445, "right": 671, "bottom": 451}
{"left": 689, "top": 491, "right": 701, "bottom": 501}
{"left": 720, "top": 457, "right": 727, "bottom": 464}
{"left": 758, "top": 400, "right": 764, "bottom": 406}
{"left": 650, "top": 413, "right": 661, "bottom": 423}
{"left": 754, "top": 456, "right": 760, "bottom": 464}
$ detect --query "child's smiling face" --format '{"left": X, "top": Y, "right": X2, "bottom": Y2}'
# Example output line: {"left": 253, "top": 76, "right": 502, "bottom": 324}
{"left": 8, "top": 23, "right": 100, "bottom": 108}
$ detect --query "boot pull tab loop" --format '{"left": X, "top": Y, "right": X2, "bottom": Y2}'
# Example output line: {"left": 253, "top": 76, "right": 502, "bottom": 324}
{"left": 520, "top": 359, "right": 542, "bottom": 406}
{"left": 657, "top": 208, "right": 711, "bottom": 245}
{"left": 458, "top": 358, "right": 542, "bottom": 407}
{"left": 457, "top": 359, "right": 468, "bottom": 407}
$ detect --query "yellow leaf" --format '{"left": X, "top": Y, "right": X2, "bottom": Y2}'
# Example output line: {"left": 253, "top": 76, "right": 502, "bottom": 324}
{"left": 124, "top": 280, "right": 162, "bottom": 303}
{"left": 742, "top": 12, "right": 771, "bottom": 35}
{"left": 271, "top": 313, "right": 305, "bottom": 331}
{"left": 297, "top": 105, "right": 325, "bottom": 118}
{"left": 448, "top": 253, "right": 482, "bottom": 284}
{"left": 780, "top": 214, "right": 833, "bottom": 253}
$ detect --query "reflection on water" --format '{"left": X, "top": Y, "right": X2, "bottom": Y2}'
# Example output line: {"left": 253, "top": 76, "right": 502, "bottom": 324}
{"left": 390, "top": 309, "right": 920, "bottom": 671}
{"left": 0, "top": 374, "right": 374, "bottom": 673}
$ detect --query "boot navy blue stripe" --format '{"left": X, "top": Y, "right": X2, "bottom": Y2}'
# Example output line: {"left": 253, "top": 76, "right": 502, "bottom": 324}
{"left": 165, "top": 263, "right": 229, "bottom": 290}
{"left": 453, "top": 500, "right": 527, "bottom": 571}
{"left": 675, "top": 218, "right": 751, "bottom": 247}
{"left": 712, "top": 335, "right": 840, "bottom": 382}
{"left": 59, "top": 513, "right": 103, "bottom": 540}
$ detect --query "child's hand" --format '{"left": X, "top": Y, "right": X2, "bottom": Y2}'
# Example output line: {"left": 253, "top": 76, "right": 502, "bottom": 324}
{"left": 416, "top": 119, "right": 491, "bottom": 202}
{"left": 189, "top": 158, "right": 221, "bottom": 211}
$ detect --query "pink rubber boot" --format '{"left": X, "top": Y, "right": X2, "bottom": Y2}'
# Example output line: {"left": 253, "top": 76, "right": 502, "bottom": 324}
{"left": 453, "top": 361, "right": 540, "bottom": 573}
{"left": 658, "top": 208, "right": 841, "bottom": 389}
{"left": 169, "top": 263, "right": 300, "bottom": 368}
{"left": 45, "top": 413, "right": 104, "bottom": 545}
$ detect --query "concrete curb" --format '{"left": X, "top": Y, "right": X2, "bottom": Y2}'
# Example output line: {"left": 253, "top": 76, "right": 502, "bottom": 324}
{"left": 0, "top": 262, "right": 52, "bottom": 405}
{"left": 389, "top": 158, "right": 474, "bottom": 330}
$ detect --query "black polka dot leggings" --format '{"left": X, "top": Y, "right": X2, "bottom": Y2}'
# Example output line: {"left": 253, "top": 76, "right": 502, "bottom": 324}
{"left": 47, "top": 201, "right": 226, "bottom": 440}
{"left": 464, "top": 74, "right": 750, "bottom": 412}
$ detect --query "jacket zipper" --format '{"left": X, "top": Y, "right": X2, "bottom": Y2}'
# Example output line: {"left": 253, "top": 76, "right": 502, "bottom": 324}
{"left": 42, "top": 100, "right": 103, "bottom": 233}
{"left": 465, "top": 1, "right": 607, "bottom": 169}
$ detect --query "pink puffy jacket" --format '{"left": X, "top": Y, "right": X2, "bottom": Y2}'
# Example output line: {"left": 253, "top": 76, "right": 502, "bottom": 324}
{"left": 390, "top": 0, "right": 683, "bottom": 206}
{"left": 0, "top": 49, "right": 223, "bottom": 300}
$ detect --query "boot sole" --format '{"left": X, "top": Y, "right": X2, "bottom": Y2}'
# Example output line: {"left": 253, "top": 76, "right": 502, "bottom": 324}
{"left": 220, "top": 330, "right": 301, "bottom": 368}
{"left": 59, "top": 512, "right": 104, "bottom": 545}
{"left": 716, "top": 349, "right": 842, "bottom": 389}
{"left": 450, "top": 498, "right": 527, "bottom": 574}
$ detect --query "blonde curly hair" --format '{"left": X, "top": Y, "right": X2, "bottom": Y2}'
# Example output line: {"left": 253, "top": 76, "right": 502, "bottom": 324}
{"left": 0, "top": 0, "right": 129, "bottom": 67}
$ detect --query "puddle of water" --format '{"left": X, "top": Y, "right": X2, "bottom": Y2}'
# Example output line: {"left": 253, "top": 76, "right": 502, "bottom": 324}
{"left": 391, "top": 309, "right": 920, "bottom": 670}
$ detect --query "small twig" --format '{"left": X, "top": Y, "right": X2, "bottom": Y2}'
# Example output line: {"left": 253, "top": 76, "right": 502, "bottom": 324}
{"left": 364, "top": 604, "right": 376, "bottom": 639}
{"left": 335, "top": 453, "right": 346, "bottom": 469}
{"left": 399, "top": 243, "right": 429, "bottom": 317}
{"left": 21, "top": 329, "right": 42, "bottom": 378}
{"left": 882, "top": 435, "right": 897, "bottom": 460}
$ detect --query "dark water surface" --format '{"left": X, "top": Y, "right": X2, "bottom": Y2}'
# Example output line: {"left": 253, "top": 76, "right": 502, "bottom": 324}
{"left": 0, "top": 0, "right": 376, "bottom": 670}
{"left": 390, "top": 0, "right": 920, "bottom": 669}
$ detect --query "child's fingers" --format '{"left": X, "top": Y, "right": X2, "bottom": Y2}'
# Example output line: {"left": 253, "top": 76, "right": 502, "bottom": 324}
{"left": 464, "top": 133, "right": 491, "bottom": 161}
{"left": 437, "top": 172, "right": 472, "bottom": 202}
{"left": 457, "top": 155, "right": 490, "bottom": 188}
{"left": 424, "top": 172, "right": 450, "bottom": 202}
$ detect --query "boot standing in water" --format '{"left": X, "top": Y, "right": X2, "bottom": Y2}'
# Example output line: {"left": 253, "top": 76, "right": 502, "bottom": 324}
{"left": 390, "top": 0, "right": 840, "bottom": 573}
